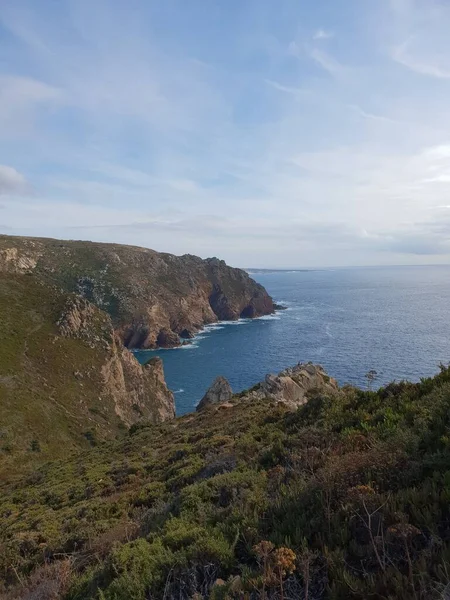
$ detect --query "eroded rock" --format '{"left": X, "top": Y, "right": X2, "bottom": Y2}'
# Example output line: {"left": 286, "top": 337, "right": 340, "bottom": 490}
{"left": 198, "top": 363, "right": 338, "bottom": 412}
{"left": 246, "top": 362, "right": 338, "bottom": 409}
{"left": 59, "top": 295, "right": 175, "bottom": 425}
{"left": 196, "top": 376, "right": 233, "bottom": 411}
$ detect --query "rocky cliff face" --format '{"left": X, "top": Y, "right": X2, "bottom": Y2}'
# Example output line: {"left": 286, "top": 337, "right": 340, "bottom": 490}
{"left": 0, "top": 235, "right": 274, "bottom": 348}
{"left": 101, "top": 346, "right": 175, "bottom": 425}
{"left": 197, "top": 363, "right": 338, "bottom": 411}
{"left": 58, "top": 295, "right": 175, "bottom": 425}
{"left": 0, "top": 274, "right": 175, "bottom": 478}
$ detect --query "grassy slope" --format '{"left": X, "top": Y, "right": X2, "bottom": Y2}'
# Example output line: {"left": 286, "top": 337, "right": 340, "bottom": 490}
{"left": 0, "top": 274, "right": 123, "bottom": 480}
{"left": 1, "top": 367, "right": 450, "bottom": 599}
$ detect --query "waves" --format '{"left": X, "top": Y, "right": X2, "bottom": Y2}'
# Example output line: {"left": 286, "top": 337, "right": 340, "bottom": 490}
{"left": 175, "top": 311, "right": 286, "bottom": 350}
{"left": 179, "top": 342, "right": 199, "bottom": 350}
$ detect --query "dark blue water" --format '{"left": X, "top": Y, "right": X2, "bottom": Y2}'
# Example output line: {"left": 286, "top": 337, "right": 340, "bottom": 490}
{"left": 135, "top": 266, "right": 450, "bottom": 415}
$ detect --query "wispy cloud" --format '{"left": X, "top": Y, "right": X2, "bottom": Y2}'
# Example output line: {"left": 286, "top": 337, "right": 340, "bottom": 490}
{"left": 347, "top": 104, "right": 398, "bottom": 124}
{"left": 0, "top": 165, "right": 28, "bottom": 195}
{"left": 0, "top": 75, "right": 62, "bottom": 134}
{"left": 392, "top": 41, "right": 450, "bottom": 79}
{"left": 313, "top": 29, "right": 334, "bottom": 40}
{"left": 308, "top": 48, "right": 345, "bottom": 76}
{"left": 264, "top": 79, "right": 307, "bottom": 97}
{"left": 387, "top": 0, "right": 450, "bottom": 79}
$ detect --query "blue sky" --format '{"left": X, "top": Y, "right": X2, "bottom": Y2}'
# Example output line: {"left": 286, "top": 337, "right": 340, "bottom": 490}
{"left": 1, "top": 0, "right": 450, "bottom": 267}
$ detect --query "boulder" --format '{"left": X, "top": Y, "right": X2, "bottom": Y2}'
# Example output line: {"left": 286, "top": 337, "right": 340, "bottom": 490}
{"left": 196, "top": 376, "right": 233, "bottom": 411}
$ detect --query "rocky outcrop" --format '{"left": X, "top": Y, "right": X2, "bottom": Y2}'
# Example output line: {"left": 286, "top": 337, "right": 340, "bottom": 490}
{"left": 0, "top": 246, "right": 39, "bottom": 273}
{"left": 198, "top": 363, "right": 338, "bottom": 412}
{"left": 157, "top": 328, "right": 181, "bottom": 348}
{"left": 102, "top": 339, "right": 175, "bottom": 425}
{"left": 250, "top": 362, "right": 338, "bottom": 409}
{"left": 196, "top": 376, "right": 233, "bottom": 411}
{"left": 205, "top": 258, "right": 274, "bottom": 320}
{"left": 57, "top": 296, "right": 110, "bottom": 347}
{"left": 0, "top": 235, "right": 275, "bottom": 349}
{"left": 58, "top": 295, "right": 175, "bottom": 425}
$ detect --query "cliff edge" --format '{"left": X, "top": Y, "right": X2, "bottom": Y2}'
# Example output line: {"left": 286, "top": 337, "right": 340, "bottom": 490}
{"left": 0, "top": 235, "right": 275, "bottom": 348}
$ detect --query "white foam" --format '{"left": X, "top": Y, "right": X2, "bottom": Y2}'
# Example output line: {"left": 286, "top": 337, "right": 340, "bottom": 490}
{"left": 216, "top": 319, "right": 250, "bottom": 326}
{"left": 180, "top": 343, "right": 199, "bottom": 350}
{"left": 203, "top": 324, "right": 225, "bottom": 331}
{"left": 174, "top": 388, "right": 184, "bottom": 394}
{"left": 257, "top": 314, "right": 281, "bottom": 321}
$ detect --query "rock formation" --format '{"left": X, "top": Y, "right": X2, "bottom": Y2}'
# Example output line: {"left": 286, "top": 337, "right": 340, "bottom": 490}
{"left": 0, "top": 245, "right": 40, "bottom": 273}
{"left": 250, "top": 362, "right": 338, "bottom": 409}
{"left": 58, "top": 295, "right": 175, "bottom": 425}
{"left": 101, "top": 343, "right": 175, "bottom": 425}
{"left": 197, "top": 363, "right": 338, "bottom": 411}
{"left": 0, "top": 235, "right": 275, "bottom": 348}
{"left": 196, "top": 376, "right": 233, "bottom": 411}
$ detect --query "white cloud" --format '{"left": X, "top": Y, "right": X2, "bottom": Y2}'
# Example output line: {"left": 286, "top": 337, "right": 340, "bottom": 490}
{"left": 387, "top": 0, "right": 450, "bottom": 78}
{"left": 392, "top": 41, "right": 450, "bottom": 78}
{"left": 313, "top": 29, "right": 334, "bottom": 40}
{"left": 0, "top": 165, "right": 28, "bottom": 195}
{"left": 308, "top": 48, "right": 345, "bottom": 76}
{"left": 0, "top": 75, "right": 62, "bottom": 137}
{"left": 347, "top": 104, "right": 398, "bottom": 124}
{"left": 264, "top": 79, "right": 307, "bottom": 97}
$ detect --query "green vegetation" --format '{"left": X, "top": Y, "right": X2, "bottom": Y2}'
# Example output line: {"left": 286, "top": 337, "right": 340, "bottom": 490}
{"left": 2, "top": 366, "right": 450, "bottom": 598}
{"left": 0, "top": 274, "right": 124, "bottom": 480}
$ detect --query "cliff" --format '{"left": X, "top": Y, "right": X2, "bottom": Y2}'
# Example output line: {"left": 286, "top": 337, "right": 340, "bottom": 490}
{"left": 57, "top": 295, "right": 175, "bottom": 425}
{"left": 0, "top": 235, "right": 275, "bottom": 348}
{"left": 0, "top": 274, "right": 174, "bottom": 479}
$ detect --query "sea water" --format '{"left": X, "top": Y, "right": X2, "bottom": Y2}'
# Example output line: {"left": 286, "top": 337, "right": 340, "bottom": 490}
{"left": 135, "top": 265, "right": 450, "bottom": 415}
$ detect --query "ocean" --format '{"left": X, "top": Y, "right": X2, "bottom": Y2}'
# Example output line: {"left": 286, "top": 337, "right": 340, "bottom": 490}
{"left": 135, "top": 265, "right": 450, "bottom": 415}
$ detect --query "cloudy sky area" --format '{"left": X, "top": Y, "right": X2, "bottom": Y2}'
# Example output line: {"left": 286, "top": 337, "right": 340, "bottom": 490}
{"left": 1, "top": 0, "right": 450, "bottom": 267}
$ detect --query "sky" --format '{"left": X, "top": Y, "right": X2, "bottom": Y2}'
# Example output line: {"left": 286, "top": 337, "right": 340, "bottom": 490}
{"left": 1, "top": 0, "right": 450, "bottom": 268}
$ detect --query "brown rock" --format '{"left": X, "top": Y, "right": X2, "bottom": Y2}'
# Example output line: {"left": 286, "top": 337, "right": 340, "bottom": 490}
{"left": 102, "top": 340, "right": 175, "bottom": 425}
{"left": 59, "top": 296, "right": 176, "bottom": 425}
{"left": 156, "top": 328, "right": 180, "bottom": 348}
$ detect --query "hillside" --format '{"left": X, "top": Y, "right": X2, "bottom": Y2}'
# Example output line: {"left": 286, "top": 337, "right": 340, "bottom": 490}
{"left": 0, "top": 235, "right": 275, "bottom": 348}
{"left": 0, "top": 273, "right": 175, "bottom": 481}
{"left": 1, "top": 364, "right": 450, "bottom": 599}
{"left": 0, "top": 235, "right": 275, "bottom": 479}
